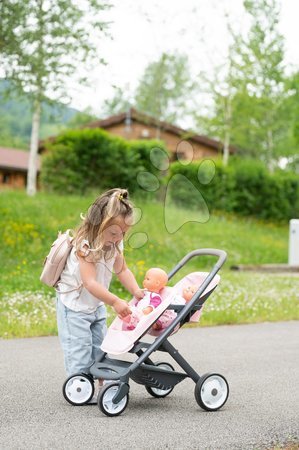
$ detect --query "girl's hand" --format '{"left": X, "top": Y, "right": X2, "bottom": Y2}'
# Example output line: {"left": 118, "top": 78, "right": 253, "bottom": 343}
{"left": 133, "top": 288, "right": 145, "bottom": 300}
{"left": 112, "top": 298, "right": 132, "bottom": 319}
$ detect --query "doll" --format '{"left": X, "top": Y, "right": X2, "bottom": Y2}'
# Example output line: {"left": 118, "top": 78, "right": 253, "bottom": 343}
{"left": 169, "top": 284, "right": 198, "bottom": 306}
{"left": 122, "top": 268, "right": 168, "bottom": 331}
{"left": 181, "top": 285, "right": 198, "bottom": 303}
{"left": 151, "top": 284, "right": 199, "bottom": 331}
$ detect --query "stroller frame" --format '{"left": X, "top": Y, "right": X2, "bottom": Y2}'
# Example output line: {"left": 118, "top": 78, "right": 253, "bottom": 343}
{"left": 63, "top": 249, "right": 229, "bottom": 416}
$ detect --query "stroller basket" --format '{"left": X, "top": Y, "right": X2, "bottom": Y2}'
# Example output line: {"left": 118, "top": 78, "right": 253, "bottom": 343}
{"left": 131, "top": 364, "right": 187, "bottom": 390}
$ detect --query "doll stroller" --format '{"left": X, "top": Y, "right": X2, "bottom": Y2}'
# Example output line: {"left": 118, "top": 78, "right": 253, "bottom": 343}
{"left": 62, "top": 248, "right": 229, "bottom": 416}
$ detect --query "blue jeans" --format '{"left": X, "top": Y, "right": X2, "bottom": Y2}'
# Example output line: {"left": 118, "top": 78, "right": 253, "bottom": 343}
{"left": 56, "top": 297, "right": 107, "bottom": 376}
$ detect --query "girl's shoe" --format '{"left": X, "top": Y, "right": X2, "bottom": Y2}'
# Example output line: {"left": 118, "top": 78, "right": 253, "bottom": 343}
{"left": 88, "top": 383, "right": 102, "bottom": 404}
{"left": 87, "top": 380, "right": 117, "bottom": 404}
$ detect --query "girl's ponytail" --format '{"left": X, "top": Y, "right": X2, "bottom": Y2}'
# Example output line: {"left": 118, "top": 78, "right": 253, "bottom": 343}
{"left": 105, "top": 188, "right": 129, "bottom": 219}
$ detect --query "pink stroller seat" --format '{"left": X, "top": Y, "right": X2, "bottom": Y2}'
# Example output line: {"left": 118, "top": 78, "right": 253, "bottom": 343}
{"left": 101, "top": 271, "right": 220, "bottom": 355}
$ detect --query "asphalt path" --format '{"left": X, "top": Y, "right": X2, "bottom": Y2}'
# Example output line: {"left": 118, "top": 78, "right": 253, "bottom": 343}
{"left": 0, "top": 321, "right": 298, "bottom": 450}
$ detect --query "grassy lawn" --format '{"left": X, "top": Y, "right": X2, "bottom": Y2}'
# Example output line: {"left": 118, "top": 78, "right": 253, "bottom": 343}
{"left": 0, "top": 190, "right": 298, "bottom": 338}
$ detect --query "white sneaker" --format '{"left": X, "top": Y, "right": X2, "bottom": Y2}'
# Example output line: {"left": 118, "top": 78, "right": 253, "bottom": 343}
{"left": 87, "top": 382, "right": 102, "bottom": 404}
{"left": 87, "top": 379, "right": 119, "bottom": 404}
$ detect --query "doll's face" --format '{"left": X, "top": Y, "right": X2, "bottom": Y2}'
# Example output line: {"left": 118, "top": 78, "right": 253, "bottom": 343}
{"left": 182, "top": 285, "right": 197, "bottom": 302}
{"left": 143, "top": 268, "right": 167, "bottom": 293}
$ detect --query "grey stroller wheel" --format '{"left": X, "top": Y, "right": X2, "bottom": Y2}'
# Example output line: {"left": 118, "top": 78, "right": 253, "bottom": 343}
{"left": 145, "top": 362, "right": 175, "bottom": 398}
{"left": 195, "top": 373, "right": 229, "bottom": 411}
{"left": 63, "top": 373, "right": 94, "bottom": 405}
{"left": 98, "top": 382, "right": 129, "bottom": 417}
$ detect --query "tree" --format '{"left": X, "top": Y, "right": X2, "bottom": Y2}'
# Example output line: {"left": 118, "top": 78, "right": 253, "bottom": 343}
{"left": 230, "top": 0, "right": 287, "bottom": 165}
{"left": 0, "top": 0, "right": 109, "bottom": 195}
{"left": 101, "top": 53, "right": 195, "bottom": 132}
{"left": 285, "top": 71, "right": 299, "bottom": 158}
{"left": 196, "top": 0, "right": 289, "bottom": 166}
{"left": 101, "top": 85, "right": 131, "bottom": 117}
{"left": 195, "top": 21, "right": 241, "bottom": 166}
{"left": 135, "top": 53, "right": 195, "bottom": 132}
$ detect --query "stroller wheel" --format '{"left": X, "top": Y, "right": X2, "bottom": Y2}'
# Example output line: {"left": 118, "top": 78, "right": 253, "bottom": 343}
{"left": 98, "top": 382, "right": 129, "bottom": 417}
{"left": 63, "top": 373, "right": 94, "bottom": 405}
{"left": 145, "top": 362, "right": 175, "bottom": 398}
{"left": 195, "top": 373, "right": 229, "bottom": 411}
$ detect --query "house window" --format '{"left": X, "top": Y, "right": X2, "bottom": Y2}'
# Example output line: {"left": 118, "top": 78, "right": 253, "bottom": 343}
{"left": 3, "top": 173, "right": 11, "bottom": 184}
{"left": 140, "top": 128, "right": 150, "bottom": 138}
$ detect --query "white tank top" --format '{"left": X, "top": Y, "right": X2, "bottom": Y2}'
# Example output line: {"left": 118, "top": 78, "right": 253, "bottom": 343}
{"left": 57, "top": 240, "right": 123, "bottom": 313}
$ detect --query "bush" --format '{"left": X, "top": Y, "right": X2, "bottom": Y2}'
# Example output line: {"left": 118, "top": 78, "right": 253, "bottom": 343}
{"left": 168, "top": 158, "right": 299, "bottom": 222}
{"left": 169, "top": 159, "right": 236, "bottom": 213}
{"left": 41, "top": 129, "right": 168, "bottom": 194}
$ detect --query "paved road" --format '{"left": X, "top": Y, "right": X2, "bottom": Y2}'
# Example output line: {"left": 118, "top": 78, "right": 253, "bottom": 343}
{"left": 0, "top": 322, "right": 298, "bottom": 450}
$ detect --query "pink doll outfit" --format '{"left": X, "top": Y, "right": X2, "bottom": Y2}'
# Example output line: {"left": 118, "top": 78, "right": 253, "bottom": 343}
{"left": 122, "top": 291, "right": 163, "bottom": 331}
{"left": 148, "top": 294, "right": 185, "bottom": 335}
{"left": 139, "top": 290, "right": 163, "bottom": 310}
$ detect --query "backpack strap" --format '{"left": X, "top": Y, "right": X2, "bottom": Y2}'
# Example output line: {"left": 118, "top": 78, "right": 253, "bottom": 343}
{"left": 55, "top": 229, "right": 83, "bottom": 294}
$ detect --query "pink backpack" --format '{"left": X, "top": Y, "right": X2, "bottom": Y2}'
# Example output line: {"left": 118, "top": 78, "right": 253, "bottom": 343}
{"left": 40, "top": 230, "right": 75, "bottom": 290}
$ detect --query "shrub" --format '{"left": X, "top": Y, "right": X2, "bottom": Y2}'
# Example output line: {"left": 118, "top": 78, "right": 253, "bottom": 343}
{"left": 41, "top": 129, "right": 168, "bottom": 194}
{"left": 129, "top": 139, "right": 169, "bottom": 175}
{"left": 169, "top": 159, "right": 236, "bottom": 213}
{"left": 168, "top": 158, "right": 299, "bottom": 222}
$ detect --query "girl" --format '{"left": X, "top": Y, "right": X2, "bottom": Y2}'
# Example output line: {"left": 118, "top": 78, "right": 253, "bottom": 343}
{"left": 56, "top": 188, "right": 144, "bottom": 399}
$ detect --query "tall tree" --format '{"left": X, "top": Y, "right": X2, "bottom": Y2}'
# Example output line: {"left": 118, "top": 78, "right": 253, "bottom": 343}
{"left": 135, "top": 53, "right": 195, "bottom": 132}
{"left": 102, "top": 53, "right": 195, "bottom": 132}
{"left": 101, "top": 85, "right": 131, "bottom": 117}
{"left": 0, "top": 0, "right": 109, "bottom": 195}
{"left": 230, "top": 0, "right": 286, "bottom": 165}
{"left": 195, "top": 20, "right": 242, "bottom": 166}
{"left": 196, "top": 0, "right": 289, "bottom": 166}
{"left": 285, "top": 71, "right": 299, "bottom": 155}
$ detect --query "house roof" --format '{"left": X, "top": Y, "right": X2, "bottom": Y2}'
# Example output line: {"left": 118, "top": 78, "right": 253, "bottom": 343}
{"left": 84, "top": 107, "right": 236, "bottom": 153}
{"left": 0, "top": 147, "right": 41, "bottom": 172}
{"left": 39, "top": 108, "right": 237, "bottom": 154}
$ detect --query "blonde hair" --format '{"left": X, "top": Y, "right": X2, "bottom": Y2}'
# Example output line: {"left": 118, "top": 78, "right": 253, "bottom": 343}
{"left": 75, "top": 188, "right": 134, "bottom": 261}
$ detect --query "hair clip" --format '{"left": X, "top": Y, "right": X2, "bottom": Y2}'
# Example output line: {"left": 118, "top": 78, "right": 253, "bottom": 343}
{"left": 118, "top": 194, "right": 124, "bottom": 200}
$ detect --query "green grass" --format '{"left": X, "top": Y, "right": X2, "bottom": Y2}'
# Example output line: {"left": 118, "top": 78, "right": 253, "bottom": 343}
{"left": 0, "top": 190, "right": 298, "bottom": 338}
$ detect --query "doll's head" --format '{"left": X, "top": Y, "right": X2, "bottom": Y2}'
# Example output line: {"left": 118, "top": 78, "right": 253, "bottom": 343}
{"left": 143, "top": 268, "right": 168, "bottom": 293}
{"left": 182, "top": 285, "right": 198, "bottom": 302}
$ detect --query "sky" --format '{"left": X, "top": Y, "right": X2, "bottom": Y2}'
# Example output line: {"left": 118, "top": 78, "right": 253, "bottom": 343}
{"left": 70, "top": 0, "right": 299, "bottom": 116}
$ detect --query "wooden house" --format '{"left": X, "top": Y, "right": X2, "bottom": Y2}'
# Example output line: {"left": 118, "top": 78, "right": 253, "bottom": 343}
{"left": 82, "top": 108, "right": 236, "bottom": 161}
{"left": 0, "top": 147, "right": 40, "bottom": 189}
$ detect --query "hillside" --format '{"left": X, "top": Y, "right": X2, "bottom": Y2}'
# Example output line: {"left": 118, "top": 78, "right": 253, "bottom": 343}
{"left": 0, "top": 80, "right": 79, "bottom": 149}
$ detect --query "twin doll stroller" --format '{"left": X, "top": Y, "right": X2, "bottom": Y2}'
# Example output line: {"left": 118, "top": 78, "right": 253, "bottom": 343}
{"left": 63, "top": 248, "right": 229, "bottom": 416}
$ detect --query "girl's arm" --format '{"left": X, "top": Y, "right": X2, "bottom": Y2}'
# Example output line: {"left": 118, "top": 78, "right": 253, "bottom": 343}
{"left": 114, "top": 253, "right": 144, "bottom": 300}
{"left": 78, "top": 256, "right": 131, "bottom": 318}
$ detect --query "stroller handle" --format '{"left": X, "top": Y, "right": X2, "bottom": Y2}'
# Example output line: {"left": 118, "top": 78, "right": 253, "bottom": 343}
{"left": 167, "top": 248, "right": 227, "bottom": 280}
